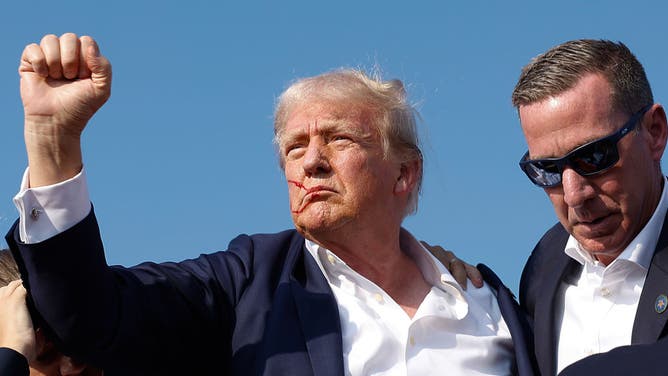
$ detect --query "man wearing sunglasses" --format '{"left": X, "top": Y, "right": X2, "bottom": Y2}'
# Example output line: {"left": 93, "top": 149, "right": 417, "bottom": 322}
{"left": 513, "top": 39, "right": 668, "bottom": 375}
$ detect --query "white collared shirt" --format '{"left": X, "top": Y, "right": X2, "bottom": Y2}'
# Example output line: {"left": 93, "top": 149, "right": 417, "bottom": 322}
{"left": 14, "top": 169, "right": 515, "bottom": 376}
{"left": 306, "top": 231, "right": 514, "bottom": 376}
{"left": 556, "top": 177, "right": 668, "bottom": 374}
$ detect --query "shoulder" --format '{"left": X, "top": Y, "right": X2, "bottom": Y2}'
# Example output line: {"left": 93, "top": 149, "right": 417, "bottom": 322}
{"left": 522, "top": 223, "right": 569, "bottom": 275}
{"left": 463, "top": 265, "right": 505, "bottom": 314}
{"left": 519, "top": 223, "right": 568, "bottom": 310}
{"left": 125, "top": 229, "right": 305, "bottom": 291}
{"left": 168, "top": 229, "right": 305, "bottom": 273}
{"left": 228, "top": 229, "right": 304, "bottom": 252}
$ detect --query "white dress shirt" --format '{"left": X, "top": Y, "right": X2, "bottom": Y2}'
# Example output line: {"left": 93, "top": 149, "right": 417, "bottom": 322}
{"left": 307, "top": 232, "right": 514, "bottom": 376}
{"left": 556, "top": 177, "right": 668, "bottom": 373}
{"left": 14, "top": 168, "right": 515, "bottom": 376}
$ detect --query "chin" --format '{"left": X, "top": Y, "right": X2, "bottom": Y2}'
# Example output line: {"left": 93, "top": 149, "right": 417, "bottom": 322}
{"left": 577, "top": 236, "right": 626, "bottom": 257}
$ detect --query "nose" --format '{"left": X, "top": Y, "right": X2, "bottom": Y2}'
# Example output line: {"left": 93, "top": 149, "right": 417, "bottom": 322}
{"left": 302, "top": 140, "right": 331, "bottom": 176}
{"left": 561, "top": 167, "right": 596, "bottom": 208}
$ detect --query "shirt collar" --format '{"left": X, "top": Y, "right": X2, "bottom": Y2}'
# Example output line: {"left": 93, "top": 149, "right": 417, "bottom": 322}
{"left": 304, "top": 228, "right": 466, "bottom": 303}
{"left": 565, "top": 176, "right": 668, "bottom": 271}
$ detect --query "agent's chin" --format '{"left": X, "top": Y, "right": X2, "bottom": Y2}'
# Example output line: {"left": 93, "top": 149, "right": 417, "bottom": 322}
{"left": 575, "top": 234, "right": 627, "bottom": 260}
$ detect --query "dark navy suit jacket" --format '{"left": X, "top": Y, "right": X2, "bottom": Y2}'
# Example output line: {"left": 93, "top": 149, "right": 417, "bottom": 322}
{"left": 0, "top": 348, "right": 28, "bottom": 376}
{"left": 520, "top": 213, "right": 668, "bottom": 376}
{"left": 7, "top": 209, "right": 536, "bottom": 375}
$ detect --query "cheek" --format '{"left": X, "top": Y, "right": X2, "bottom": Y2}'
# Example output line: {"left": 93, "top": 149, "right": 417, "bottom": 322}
{"left": 546, "top": 190, "right": 570, "bottom": 218}
{"left": 595, "top": 175, "right": 629, "bottom": 207}
{"left": 284, "top": 165, "right": 301, "bottom": 189}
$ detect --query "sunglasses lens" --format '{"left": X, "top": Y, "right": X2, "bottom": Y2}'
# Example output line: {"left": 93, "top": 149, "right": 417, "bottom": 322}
{"left": 522, "top": 160, "right": 562, "bottom": 187}
{"left": 569, "top": 139, "right": 619, "bottom": 175}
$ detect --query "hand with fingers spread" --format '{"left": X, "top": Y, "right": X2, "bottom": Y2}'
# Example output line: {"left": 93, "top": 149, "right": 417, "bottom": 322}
{"left": 421, "top": 241, "right": 484, "bottom": 289}
{"left": 20, "top": 32, "right": 112, "bottom": 187}
{"left": 0, "top": 280, "right": 36, "bottom": 363}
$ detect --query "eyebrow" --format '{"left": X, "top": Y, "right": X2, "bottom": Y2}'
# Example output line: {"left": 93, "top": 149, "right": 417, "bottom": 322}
{"left": 280, "top": 118, "right": 373, "bottom": 147}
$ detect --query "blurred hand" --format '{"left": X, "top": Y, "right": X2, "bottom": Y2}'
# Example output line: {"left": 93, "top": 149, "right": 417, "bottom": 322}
{"left": 421, "top": 241, "right": 483, "bottom": 290}
{"left": 19, "top": 33, "right": 111, "bottom": 187}
{"left": 0, "top": 280, "right": 36, "bottom": 362}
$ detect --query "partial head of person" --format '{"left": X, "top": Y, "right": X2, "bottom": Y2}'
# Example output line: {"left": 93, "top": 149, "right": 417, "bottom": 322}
{"left": 273, "top": 69, "right": 423, "bottom": 242}
{"left": 0, "top": 249, "right": 102, "bottom": 376}
{"left": 512, "top": 39, "right": 668, "bottom": 265}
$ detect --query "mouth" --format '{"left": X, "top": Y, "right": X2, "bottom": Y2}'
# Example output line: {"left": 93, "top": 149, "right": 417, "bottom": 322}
{"left": 305, "top": 185, "right": 334, "bottom": 195}
{"left": 580, "top": 215, "right": 608, "bottom": 226}
{"left": 301, "top": 186, "right": 336, "bottom": 205}
{"left": 288, "top": 180, "right": 336, "bottom": 213}
{"left": 573, "top": 212, "right": 618, "bottom": 236}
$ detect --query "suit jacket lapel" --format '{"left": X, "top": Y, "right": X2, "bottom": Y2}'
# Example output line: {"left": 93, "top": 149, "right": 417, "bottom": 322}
{"left": 534, "top": 231, "right": 576, "bottom": 376}
{"left": 287, "top": 241, "right": 344, "bottom": 376}
{"left": 633, "top": 214, "right": 668, "bottom": 343}
{"left": 478, "top": 264, "right": 537, "bottom": 376}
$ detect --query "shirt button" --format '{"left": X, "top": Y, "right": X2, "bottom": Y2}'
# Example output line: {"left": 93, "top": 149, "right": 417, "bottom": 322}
{"left": 600, "top": 287, "right": 611, "bottom": 297}
{"left": 327, "top": 254, "right": 336, "bottom": 265}
{"left": 30, "top": 208, "right": 41, "bottom": 220}
{"left": 374, "top": 293, "right": 384, "bottom": 303}
{"left": 409, "top": 336, "right": 415, "bottom": 346}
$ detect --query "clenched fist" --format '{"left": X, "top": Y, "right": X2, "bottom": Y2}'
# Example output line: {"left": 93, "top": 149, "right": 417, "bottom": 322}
{"left": 19, "top": 33, "right": 111, "bottom": 187}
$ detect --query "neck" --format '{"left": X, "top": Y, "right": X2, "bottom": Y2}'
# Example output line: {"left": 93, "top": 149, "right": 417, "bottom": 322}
{"left": 310, "top": 226, "right": 431, "bottom": 318}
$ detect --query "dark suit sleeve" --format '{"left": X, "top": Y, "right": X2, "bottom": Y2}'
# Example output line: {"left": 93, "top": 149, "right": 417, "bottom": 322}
{"left": 558, "top": 338, "right": 668, "bottom": 376}
{"left": 4, "top": 209, "right": 255, "bottom": 375}
{"left": 0, "top": 347, "right": 29, "bottom": 376}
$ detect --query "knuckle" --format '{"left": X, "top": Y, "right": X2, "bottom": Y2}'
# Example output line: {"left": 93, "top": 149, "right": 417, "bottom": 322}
{"left": 60, "top": 32, "right": 78, "bottom": 39}
{"left": 40, "top": 34, "right": 58, "bottom": 44}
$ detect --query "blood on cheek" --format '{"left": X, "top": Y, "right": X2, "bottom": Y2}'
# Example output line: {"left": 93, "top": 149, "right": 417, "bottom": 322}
{"left": 288, "top": 180, "right": 320, "bottom": 214}
{"left": 288, "top": 180, "right": 305, "bottom": 189}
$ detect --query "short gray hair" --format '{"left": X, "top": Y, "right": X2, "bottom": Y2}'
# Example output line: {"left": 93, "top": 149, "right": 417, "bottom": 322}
{"left": 512, "top": 39, "right": 653, "bottom": 114}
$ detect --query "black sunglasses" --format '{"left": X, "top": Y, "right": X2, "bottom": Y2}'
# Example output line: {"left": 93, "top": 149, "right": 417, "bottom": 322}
{"left": 519, "top": 104, "right": 652, "bottom": 188}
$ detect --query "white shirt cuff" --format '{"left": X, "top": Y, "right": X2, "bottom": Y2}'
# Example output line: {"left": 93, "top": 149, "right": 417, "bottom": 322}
{"left": 13, "top": 168, "right": 92, "bottom": 244}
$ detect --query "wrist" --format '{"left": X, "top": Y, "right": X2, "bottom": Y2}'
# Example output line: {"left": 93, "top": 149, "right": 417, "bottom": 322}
{"left": 24, "top": 117, "right": 83, "bottom": 187}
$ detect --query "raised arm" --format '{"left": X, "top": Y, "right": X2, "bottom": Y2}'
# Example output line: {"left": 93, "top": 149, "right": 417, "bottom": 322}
{"left": 20, "top": 33, "right": 111, "bottom": 187}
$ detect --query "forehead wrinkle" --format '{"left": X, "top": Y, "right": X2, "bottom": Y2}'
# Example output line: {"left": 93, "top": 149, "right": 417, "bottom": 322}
{"left": 296, "top": 117, "right": 372, "bottom": 139}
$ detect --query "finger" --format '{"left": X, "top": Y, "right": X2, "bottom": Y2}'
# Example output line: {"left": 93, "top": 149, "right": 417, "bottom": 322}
{"left": 59, "top": 32, "right": 80, "bottom": 79}
{"left": 40, "top": 34, "right": 63, "bottom": 79}
{"left": 19, "top": 43, "right": 48, "bottom": 77}
{"left": 82, "top": 36, "right": 112, "bottom": 94}
{"left": 465, "top": 264, "right": 484, "bottom": 288}
{"left": 420, "top": 241, "right": 454, "bottom": 266}
{"left": 0, "top": 279, "right": 23, "bottom": 297}
{"left": 78, "top": 35, "right": 93, "bottom": 78}
{"left": 448, "top": 258, "right": 469, "bottom": 290}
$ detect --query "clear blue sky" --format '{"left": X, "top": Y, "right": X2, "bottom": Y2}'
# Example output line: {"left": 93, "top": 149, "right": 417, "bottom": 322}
{"left": 1, "top": 0, "right": 667, "bottom": 292}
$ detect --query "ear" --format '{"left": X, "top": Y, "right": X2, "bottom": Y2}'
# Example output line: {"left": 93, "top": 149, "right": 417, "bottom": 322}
{"left": 644, "top": 104, "right": 668, "bottom": 162}
{"left": 59, "top": 356, "right": 88, "bottom": 376}
{"left": 394, "top": 158, "right": 421, "bottom": 195}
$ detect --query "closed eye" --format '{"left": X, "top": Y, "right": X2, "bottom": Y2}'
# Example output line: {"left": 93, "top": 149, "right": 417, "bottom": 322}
{"left": 329, "top": 134, "right": 354, "bottom": 145}
{"left": 284, "top": 143, "right": 306, "bottom": 158}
